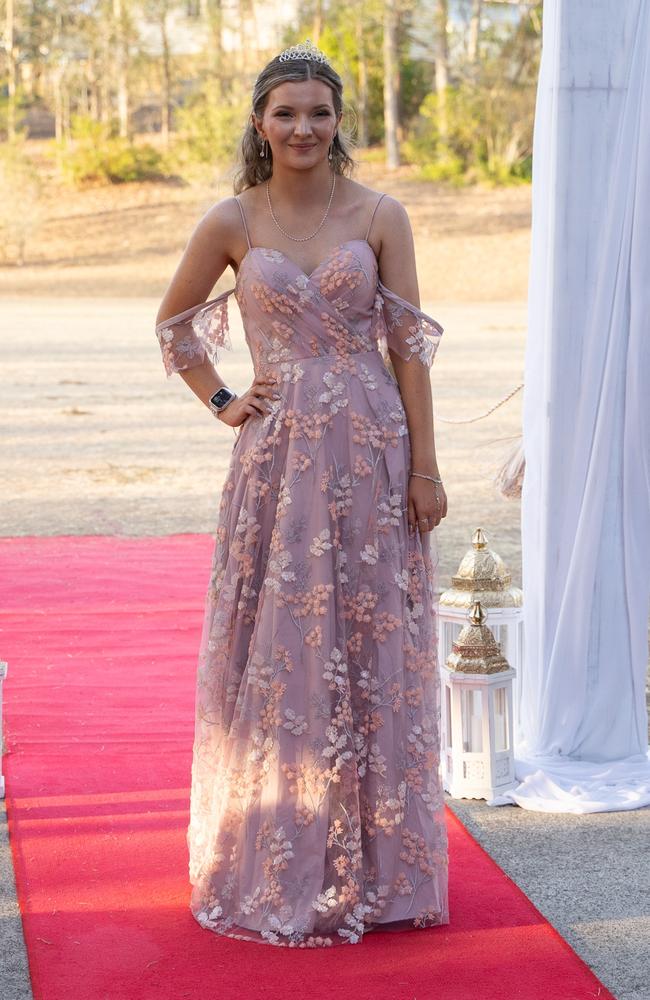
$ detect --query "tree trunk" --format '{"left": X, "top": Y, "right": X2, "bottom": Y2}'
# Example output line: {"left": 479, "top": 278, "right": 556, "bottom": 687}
{"left": 356, "top": 3, "right": 368, "bottom": 148}
{"left": 312, "top": 0, "right": 323, "bottom": 45}
{"left": 112, "top": 0, "right": 129, "bottom": 138}
{"left": 5, "top": 0, "right": 16, "bottom": 140}
{"left": 160, "top": 5, "right": 171, "bottom": 145}
{"left": 99, "top": 11, "right": 112, "bottom": 127}
{"left": 53, "top": 65, "right": 64, "bottom": 144}
{"left": 383, "top": 0, "right": 400, "bottom": 169}
{"left": 468, "top": 0, "right": 481, "bottom": 63}
{"left": 434, "top": 0, "right": 449, "bottom": 141}
{"left": 206, "top": 0, "right": 224, "bottom": 98}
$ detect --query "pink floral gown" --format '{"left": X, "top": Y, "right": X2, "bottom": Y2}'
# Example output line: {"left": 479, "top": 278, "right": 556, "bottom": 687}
{"left": 155, "top": 192, "right": 449, "bottom": 947}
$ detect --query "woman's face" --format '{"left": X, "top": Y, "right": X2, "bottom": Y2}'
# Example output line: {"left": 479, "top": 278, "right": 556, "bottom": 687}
{"left": 254, "top": 78, "right": 341, "bottom": 166}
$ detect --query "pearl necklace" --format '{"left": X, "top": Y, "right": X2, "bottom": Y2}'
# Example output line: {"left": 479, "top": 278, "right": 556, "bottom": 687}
{"left": 266, "top": 174, "right": 336, "bottom": 242}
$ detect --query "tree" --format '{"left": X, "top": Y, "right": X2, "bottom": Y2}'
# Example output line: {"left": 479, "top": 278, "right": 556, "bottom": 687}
{"left": 144, "top": 0, "right": 174, "bottom": 145}
{"left": 4, "top": 0, "right": 17, "bottom": 138}
{"left": 433, "top": 0, "right": 449, "bottom": 141}
{"left": 383, "top": 0, "right": 399, "bottom": 168}
{"left": 468, "top": 0, "right": 481, "bottom": 63}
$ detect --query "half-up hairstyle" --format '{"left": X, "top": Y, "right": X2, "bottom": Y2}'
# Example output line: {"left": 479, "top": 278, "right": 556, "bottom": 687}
{"left": 233, "top": 53, "right": 357, "bottom": 193}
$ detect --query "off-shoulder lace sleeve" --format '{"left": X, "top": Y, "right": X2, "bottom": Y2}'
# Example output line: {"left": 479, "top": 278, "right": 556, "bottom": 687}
{"left": 155, "top": 286, "right": 235, "bottom": 377}
{"left": 372, "top": 279, "right": 443, "bottom": 369}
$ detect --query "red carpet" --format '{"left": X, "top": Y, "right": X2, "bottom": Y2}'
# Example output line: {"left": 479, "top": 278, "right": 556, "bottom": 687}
{"left": 1, "top": 535, "right": 615, "bottom": 1000}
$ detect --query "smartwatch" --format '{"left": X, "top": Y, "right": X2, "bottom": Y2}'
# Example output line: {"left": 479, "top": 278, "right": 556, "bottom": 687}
{"left": 209, "top": 386, "right": 238, "bottom": 416}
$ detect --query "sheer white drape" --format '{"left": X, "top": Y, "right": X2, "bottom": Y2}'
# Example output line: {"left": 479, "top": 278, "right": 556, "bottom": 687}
{"left": 491, "top": 0, "right": 650, "bottom": 813}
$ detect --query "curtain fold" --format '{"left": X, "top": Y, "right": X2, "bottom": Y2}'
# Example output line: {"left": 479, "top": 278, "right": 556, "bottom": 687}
{"left": 490, "top": 0, "right": 650, "bottom": 813}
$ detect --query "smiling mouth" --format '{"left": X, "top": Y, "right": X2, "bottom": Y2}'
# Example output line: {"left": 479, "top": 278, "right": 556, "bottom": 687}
{"left": 291, "top": 144, "right": 316, "bottom": 148}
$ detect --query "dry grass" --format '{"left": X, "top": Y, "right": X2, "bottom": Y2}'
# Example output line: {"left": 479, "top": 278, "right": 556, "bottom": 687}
{"left": 0, "top": 156, "right": 531, "bottom": 302}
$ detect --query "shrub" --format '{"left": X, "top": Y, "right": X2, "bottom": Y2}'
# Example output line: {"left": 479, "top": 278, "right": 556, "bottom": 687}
{"left": 172, "top": 83, "right": 249, "bottom": 168}
{"left": 59, "top": 114, "right": 168, "bottom": 185}
{"left": 0, "top": 137, "right": 44, "bottom": 264}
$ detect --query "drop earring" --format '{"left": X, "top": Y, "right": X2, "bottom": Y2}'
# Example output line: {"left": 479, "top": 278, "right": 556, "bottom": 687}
{"left": 259, "top": 137, "right": 268, "bottom": 158}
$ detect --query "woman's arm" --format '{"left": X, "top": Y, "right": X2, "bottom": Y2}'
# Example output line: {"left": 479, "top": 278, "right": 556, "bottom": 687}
{"left": 374, "top": 197, "right": 441, "bottom": 479}
{"left": 156, "top": 199, "right": 241, "bottom": 410}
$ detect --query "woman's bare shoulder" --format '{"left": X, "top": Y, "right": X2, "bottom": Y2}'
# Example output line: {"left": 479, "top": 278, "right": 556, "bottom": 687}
{"left": 188, "top": 195, "right": 250, "bottom": 266}
{"left": 341, "top": 177, "right": 401, "bottom": 206}
{"left": 373, "top": 193, "right": 412, "bottom": 242}
{"left": 197, "top": 195, "right": 245, "bottom": 237}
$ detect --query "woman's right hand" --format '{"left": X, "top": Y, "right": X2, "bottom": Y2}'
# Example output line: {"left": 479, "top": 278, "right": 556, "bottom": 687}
{"left": 215, "top": 374, "right": 280, "bottom": 428}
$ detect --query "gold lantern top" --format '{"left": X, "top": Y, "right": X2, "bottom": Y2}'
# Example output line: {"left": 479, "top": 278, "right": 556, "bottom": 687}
{"left": 445, "top": 601, "right": 512, "bottom": 674}
{"left": 438, "top": 527, "right": 523, "bottom": 610}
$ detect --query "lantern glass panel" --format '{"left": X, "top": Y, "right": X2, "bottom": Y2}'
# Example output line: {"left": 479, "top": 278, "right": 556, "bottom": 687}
{"left": 493, "top": 623, "right": 507, "bottom": 652}
{"left": 445, "top": 685, "right": 453, "bottom": 749}
{"left": 461, "top": 688, "right": 482, "bottom": 752}
{"left": 444, "top": 621, "right": 460, "bottom": 658}
{"left": 494, "top": 685, "right": 509, "bottom": 751}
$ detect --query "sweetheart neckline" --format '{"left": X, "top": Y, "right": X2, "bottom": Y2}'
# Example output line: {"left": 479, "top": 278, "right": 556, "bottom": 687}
{"left": 234, "top": 238, "right": 378, "bottom": 289}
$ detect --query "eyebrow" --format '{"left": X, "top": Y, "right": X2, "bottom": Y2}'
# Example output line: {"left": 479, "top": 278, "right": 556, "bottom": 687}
{"left": 271, "top": 103, "right": 332, "bottom": 111}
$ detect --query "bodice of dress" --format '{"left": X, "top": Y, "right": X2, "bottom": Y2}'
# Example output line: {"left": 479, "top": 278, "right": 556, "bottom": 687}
{"left": 155, "top": 240, "right": 444, "bottom": 378}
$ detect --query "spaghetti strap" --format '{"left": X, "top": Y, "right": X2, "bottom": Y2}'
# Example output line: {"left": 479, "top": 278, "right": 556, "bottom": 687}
{"left": 365, "top": 192, "right": 387, "bottom": 241}
{"left": 235, "top": 196, "right": 252, "bottom": 250}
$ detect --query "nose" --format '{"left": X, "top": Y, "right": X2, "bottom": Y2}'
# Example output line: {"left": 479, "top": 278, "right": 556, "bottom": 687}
{"left": 294, "top": 115, "right": 313, "bottom": 137}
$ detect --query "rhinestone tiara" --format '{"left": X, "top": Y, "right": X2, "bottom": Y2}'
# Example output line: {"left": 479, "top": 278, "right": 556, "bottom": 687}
{"left": 278, "top": 38, "right": 329, "bottom": 64}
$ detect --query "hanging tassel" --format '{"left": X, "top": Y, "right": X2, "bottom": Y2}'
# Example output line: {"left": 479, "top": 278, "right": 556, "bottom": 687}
{"left": 494, "top": 435, "right": 525, "bottom": 499}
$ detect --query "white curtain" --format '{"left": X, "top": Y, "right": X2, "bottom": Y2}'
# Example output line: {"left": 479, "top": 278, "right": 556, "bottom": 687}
{"left": 490, "top": 0, "right": 650, "bottom": 813}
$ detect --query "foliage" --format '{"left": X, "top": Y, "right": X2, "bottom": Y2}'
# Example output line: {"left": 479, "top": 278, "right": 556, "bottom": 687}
{"left": 3, "top": 0, "right": 542, "bottom": 186}
{"left": 0, "top": 83, "right": 30, "bottom": 142}
{"left": 313, "top": 13, "right": 386, "bottom": 145}
{"left": 0, "top": 136, "right": 44, "bottom": 264}
{"left": 171, "top": 81, "right": 249, "bottom": 169}
{"left": 404, "top": 4, "right": 541, "bottom": 185}
{"left": 58, "top": 115, "right": 168, "bottom": 185}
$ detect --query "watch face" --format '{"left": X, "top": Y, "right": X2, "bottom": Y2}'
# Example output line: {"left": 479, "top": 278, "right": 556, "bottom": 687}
{"left": 210, "top": 387, "right": 233, "bottom": 408}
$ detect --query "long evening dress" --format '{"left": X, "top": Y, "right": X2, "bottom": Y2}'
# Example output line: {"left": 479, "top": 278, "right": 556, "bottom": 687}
{"left": 155, "top": 192, "right": 449, "bottom": 947}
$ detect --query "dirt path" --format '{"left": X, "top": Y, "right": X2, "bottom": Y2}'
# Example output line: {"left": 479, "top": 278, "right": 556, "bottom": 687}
{"left": 1, "top": 296, "right": 525, "bottom": 590}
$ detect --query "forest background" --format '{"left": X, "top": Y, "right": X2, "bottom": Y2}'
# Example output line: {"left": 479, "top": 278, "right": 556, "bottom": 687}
{"left": 0, "top": 0, "right": 542, "bottom": 587}
{"left": 1, "top": 0, "right": 542, "bottom": 260}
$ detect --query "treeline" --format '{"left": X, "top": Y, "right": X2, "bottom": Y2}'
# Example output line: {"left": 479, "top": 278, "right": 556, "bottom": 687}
{"left": 1, "top": 0, "right": 541, "bottom": 186}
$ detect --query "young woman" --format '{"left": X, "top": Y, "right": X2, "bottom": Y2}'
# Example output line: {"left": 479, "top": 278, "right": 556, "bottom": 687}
{"left": 155, "top": 38, "right": 449, "bottom": 948}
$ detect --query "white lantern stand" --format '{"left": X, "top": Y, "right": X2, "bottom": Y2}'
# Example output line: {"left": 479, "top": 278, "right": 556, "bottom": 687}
{"left": 436, "top": 527, "right": 524, "bottom": 742}
{"left": 440, "top": 601, "right": 517, "bottom": 801}
{"left": 0, "top": 660, "right": 7, "bottom": 798}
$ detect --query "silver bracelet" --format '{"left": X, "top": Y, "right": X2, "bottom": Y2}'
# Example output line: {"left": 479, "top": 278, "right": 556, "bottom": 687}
{"left": 410, "top": 472, "right": 443, "bottom": 485}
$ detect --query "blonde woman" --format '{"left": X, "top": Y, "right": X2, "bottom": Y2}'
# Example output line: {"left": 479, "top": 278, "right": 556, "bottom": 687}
{"left": 155, "top": 39, "right": 449, "bottom": 948}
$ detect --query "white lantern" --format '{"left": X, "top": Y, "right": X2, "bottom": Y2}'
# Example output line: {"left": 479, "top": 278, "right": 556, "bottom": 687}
{"left": 440, "top": 601, "right": 517, "bottom": 800}
{"left": 0, "top": 660, "right": 7, "bottom": 798}
{"left": 436, "top": 527, "right": 524, "bottom": 741}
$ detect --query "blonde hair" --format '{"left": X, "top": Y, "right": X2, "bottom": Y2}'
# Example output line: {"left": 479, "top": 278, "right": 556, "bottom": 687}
{"left": 233, "top": 54, "right": 357, "bottom": 194}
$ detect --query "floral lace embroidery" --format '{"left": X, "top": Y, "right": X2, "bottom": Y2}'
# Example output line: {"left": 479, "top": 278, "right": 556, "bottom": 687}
{"left": 373, "top": 281, "right": 444, "bottom": 369}
{"left": 155, "top": 237, "right": 448, "bottom": 949}
{"left": 155, "top": 289, "right": 233, "bottom": 376}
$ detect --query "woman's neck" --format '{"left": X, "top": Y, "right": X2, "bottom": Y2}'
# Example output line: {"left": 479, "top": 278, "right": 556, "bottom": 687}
{"left": 266, "top": 162, "right": 337, "bottom": 206}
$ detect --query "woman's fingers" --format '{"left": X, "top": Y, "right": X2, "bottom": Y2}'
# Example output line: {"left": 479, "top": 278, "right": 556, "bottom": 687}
{"left": 249, "top": 375, "right": 282, "bottom": 413}
{"left": 408, "top": 496, "right": 417, "bottom": 535}
{"left": 410, "top": 486, "right": 447, "bottom": 532}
